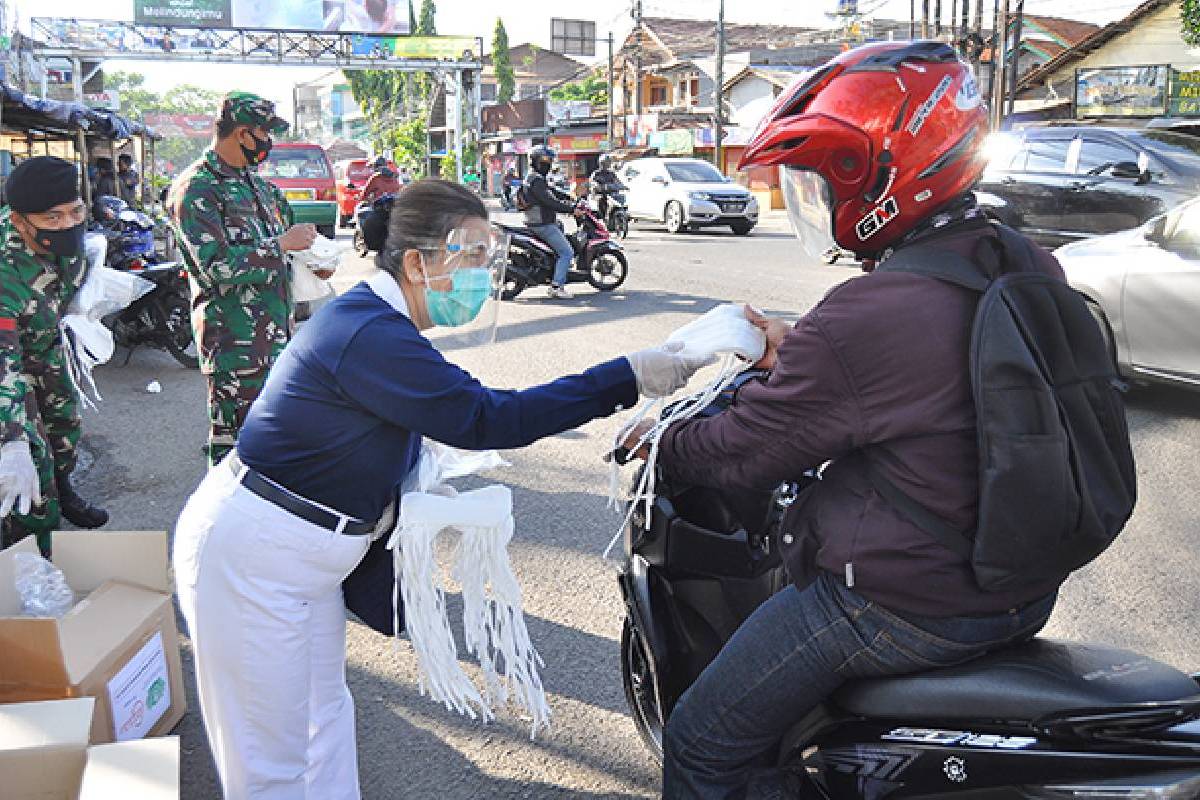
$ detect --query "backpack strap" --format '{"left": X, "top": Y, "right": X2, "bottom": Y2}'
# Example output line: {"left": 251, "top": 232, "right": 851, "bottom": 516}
{"left": 862, "top": 456, "right": 974, "bottom": 560}
{"left": 876, "top": 242, "right": 992, "bottom": 293}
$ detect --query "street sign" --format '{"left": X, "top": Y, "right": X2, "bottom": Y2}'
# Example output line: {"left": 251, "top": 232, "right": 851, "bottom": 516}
{"left": 1075, "top": 65, "right": 1169, "bottom": 118}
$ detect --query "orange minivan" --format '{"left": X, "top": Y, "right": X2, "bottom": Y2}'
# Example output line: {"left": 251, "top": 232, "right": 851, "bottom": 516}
{"left": 260, "top": 142, "right": 338, "bottom": 237}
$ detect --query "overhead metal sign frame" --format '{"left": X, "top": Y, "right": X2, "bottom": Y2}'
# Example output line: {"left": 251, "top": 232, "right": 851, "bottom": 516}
{"left": 26, "top": 18, "right": 482, "bottom": 72}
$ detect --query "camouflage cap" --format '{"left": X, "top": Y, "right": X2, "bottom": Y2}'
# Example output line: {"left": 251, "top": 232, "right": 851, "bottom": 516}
{"left": 220, "top": 91, "right": 289, "bottom": 134}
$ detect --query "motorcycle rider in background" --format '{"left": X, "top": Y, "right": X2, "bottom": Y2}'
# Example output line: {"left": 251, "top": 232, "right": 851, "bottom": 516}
{"left": 361, "top": 157, "right": 401, "bottom": 204}
{"left": 523, "top": 146, "right": 584, "bottom": 300}
{"left": 589, "top": 155, "right": 625, "bottom": 223}
{"left": 623, "top": 43, "right": 1067, "bottom": 798}
{"left": 501, "top": 166, "right": 519, "bottom": 210}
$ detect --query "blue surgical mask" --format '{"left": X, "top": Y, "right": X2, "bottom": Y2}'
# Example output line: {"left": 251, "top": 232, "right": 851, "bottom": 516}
{"left": 424, "top": 267, "right": 491, "bottom": 327}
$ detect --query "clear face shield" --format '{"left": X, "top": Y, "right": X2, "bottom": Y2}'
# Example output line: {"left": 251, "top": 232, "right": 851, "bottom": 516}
{"left": 413, "top": 223, "right": 510, "bottom": 351}
{"left": 780, "top": 166, "right": 840, "bottom": 262}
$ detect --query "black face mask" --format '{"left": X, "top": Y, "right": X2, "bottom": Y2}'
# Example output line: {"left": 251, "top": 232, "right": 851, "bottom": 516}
{"left": 32, "top": 220, "right": 87, "bottom": 258}
{"left": 240, "top": 131, "right": 273, "bottom": 166}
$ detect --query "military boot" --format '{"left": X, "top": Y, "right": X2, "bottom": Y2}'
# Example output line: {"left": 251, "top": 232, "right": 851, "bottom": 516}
{"left": 55, "top": 470, "right": 109, "bottom": 529}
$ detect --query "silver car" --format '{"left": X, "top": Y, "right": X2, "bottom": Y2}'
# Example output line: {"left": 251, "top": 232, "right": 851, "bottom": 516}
{"left": 1054, "top": 197, "right": 1200, "bottom": 390}
{"left": 619, "top": 157, "right": 759, "bottom": 235}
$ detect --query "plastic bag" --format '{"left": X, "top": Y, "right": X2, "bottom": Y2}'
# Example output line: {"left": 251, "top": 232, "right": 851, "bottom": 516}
{"left": 291, "top": 235, "right": 344, "bottom": 304}
{"left": 67, "top": 258, "right": 156, "bottom": 321}
{"left": 12, "top": 552, "right": 76, "bottom": 618}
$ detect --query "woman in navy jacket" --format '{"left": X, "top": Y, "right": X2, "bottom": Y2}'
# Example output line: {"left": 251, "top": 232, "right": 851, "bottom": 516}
{"left": 173, "top": 180, "right": 707, "bottom": 800}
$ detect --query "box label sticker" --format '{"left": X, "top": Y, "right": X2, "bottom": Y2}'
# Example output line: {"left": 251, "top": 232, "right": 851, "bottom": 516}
{"left": 107, "top": 630, "right": 171, "bottom": 741}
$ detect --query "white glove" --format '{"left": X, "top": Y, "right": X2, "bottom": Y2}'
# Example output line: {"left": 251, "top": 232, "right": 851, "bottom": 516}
{"left": 626, "top": 342, "right": 716, "bottom": 398}
{"left": 0, "top": 440, "right": 41, "bottom": 518}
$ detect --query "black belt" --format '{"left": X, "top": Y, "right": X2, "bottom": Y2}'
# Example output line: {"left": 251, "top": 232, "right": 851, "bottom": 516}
{"left": 227, "top": 452, "right": 376, "bottom": 536}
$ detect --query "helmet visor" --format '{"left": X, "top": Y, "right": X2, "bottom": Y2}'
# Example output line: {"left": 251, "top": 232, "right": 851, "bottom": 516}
{"left": 781, "top": 167, "right": 839, "bottom": 261}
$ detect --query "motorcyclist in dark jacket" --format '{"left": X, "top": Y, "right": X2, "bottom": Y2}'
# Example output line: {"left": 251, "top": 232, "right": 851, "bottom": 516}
{"left": 622, "top": 42, "right": 1064, "bottom": 798}
{"left": 588, "top": 155, "right": 625, "bottom": 221}
{"left": 523, "top": 146, "right": 583, "bottom": 299}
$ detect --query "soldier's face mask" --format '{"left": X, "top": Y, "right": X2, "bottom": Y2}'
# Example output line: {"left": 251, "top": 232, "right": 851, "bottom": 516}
{"left": 20, "top": 201, "right": 88, "bottom": 258}
{"left": 239, "top": 127, "right": 273, "bottom": 166}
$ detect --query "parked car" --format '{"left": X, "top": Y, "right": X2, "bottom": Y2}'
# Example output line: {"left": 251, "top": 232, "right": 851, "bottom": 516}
{"left": 333, "top": 158, "right": 376, "bottom": 228}
{"left": 619, "top": 157, "right": 758, "bottom": 235}
{"left": 260, "top": 142, "right": 338, "bottom": 238}
{"left": 1054, "top": 196, "right": 1200, "bottom": 391}
{"left": 977, "top": 126, "right": 1200, "bottom": 249}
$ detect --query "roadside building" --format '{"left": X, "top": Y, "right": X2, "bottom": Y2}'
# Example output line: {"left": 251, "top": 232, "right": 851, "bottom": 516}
{"left": 1014, "top": 0, "right": 1196, "bottom": 128}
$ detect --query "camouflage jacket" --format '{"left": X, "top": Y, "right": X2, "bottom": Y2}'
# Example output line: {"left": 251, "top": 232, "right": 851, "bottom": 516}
{"left": 0, "top": 207, "right": 86, "bottom": 443}
{"left": 168, "top": 149, "right": 294, "bottom": 375}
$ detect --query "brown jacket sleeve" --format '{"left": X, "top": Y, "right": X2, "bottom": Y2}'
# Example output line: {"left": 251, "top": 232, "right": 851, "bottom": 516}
{"left": 658, "top": 307, "right": 865, "bottom": 491}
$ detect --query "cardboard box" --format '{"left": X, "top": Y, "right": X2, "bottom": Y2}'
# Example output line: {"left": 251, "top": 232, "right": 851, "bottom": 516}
{"left": 0, "top": 697, "right": 179, "bottom": 800}
{"left": 0, "top": 531, "right": 186, "bottom": 743}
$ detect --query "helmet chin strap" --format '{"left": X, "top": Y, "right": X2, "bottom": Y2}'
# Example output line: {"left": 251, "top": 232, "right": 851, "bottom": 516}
{"left": 875, "top": 192, "right": 982, "bottom": 265}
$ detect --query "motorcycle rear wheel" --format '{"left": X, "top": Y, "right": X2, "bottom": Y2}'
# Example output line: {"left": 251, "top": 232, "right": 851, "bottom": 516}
{"left": 621, "top": 619, "right": 665, "bottom": 764}
{"left": 587, "top": 251, "right": 628, "bottom": 292}
{"left": 156, "top": 293, "right": 199, "bottom": 369}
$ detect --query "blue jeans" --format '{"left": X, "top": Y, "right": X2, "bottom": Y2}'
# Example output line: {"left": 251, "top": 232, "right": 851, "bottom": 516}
{"left": 530, "top": 222, "right": 574, "bottom": 287}
{"left": 662, "top": 571, "right": 1056, "bottom": 799}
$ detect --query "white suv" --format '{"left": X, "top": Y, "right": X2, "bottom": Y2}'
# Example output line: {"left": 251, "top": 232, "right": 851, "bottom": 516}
{"left": 619, "top": 157, "right": 758, "bottom": 235}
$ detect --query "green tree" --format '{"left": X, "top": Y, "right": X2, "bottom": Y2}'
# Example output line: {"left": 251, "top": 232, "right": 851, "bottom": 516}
{"left": 418, "top": 0, "right": 437, "bottom": 35}
{"left": 346, "top": 69, "right": 410, "bottom": 154}
{"left": 392, "top": 117, "right": 428, "bottom": 175}
{"left": 549, "top": 73, "right": 608, "bottom": 106}
{"left": 1185, "top": 0, "right": 1200, "bottom": 46}
{"left": 103, "top": 71, "right": 225, "bottom": 175}
{"left": 492, "top": 18, "right": 515, "bottom": 104}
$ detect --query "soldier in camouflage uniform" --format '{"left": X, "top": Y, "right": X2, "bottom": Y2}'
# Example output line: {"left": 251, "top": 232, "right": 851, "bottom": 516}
{"left": 0, "top": 157, "right": 110, "bottom": 556}
{"left": 168, "top": 92, "right": 317, "bottom": 467}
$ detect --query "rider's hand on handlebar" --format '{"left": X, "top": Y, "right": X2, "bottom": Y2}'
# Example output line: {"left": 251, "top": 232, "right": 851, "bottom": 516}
{"left": 615, "top": 420, "right": 656, "bottom": 463}
{"left": 744, "top": 305, "right": 791, "bottom": 371}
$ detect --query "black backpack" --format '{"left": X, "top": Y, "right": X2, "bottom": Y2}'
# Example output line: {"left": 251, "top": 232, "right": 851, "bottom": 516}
{"left": 871, "top": 223, "right": 1137, "bottom": 593}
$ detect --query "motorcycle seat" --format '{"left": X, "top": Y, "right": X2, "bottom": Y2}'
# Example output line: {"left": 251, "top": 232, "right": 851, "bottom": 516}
{"left": 833, "top": 639, "right": 1199, "bottom": 722}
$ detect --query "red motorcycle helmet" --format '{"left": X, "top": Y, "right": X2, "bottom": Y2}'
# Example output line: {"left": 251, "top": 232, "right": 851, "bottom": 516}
{"left": 739, "top": 41, "right": 988, "bottom": 259}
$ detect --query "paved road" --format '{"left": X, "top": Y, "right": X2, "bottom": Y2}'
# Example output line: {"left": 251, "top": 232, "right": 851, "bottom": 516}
{"left": 73, "top": 211, "right": 1200, "bottom": 799}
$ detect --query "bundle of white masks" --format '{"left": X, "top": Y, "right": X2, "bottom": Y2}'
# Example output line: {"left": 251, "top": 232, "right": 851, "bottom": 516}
{"left": 386, "top": 442, "right": 551, "bottom": 738}
{"left": 605, "top": 304, "right": 767, "bottom": 559}
{"left": 61, "top": 242, "right": 155, "bottom": 408}
{"left": 290, "top": 235, "right": 342, "bottom": 304}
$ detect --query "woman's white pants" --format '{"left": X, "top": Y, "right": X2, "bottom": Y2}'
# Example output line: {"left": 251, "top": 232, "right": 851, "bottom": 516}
{"left": 174, "top": 462, "right": 370, "bottom": 800}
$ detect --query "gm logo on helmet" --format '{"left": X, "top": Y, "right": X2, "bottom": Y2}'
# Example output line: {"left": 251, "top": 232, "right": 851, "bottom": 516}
{"left": 856, "top": 197, "right": 900, "bottom": 240}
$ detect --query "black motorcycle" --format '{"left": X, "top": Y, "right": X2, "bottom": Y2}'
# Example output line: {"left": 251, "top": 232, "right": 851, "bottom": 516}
{"left": 92, "top": 195, "right": 157, "bottom": 271}
{"left": 618, "top": 373, "right": 1200, "bottom": 797}
{"left": 498, "top": 200, "right": 628, "bottom": 300}
{"left": 106, "top": 263, "right": 198, "bottom": 369}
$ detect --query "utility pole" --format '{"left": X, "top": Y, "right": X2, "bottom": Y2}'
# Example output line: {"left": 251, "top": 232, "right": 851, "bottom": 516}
{"left": 990, "top": 0, "right": 1009, "bottom": 129}
{"left": 910, "top": 0, "right": 916, "bottom": 38}
{"left": 633, "top": 0, "right": 643, "bottom": 117}
{"left": 453, "top": 70, "right": 463, "bottom": 183}
{"left": 1006, "top": 0, "right": 1025, "bottom": 116}
{"left": 715, "top": 0, "right": 725, "bottom": 173}
{"left": 607, "top": 32, "right": 614, "bottom": 150}
{"left": 934, "top": 0, "right": 942, "bottom": 36}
